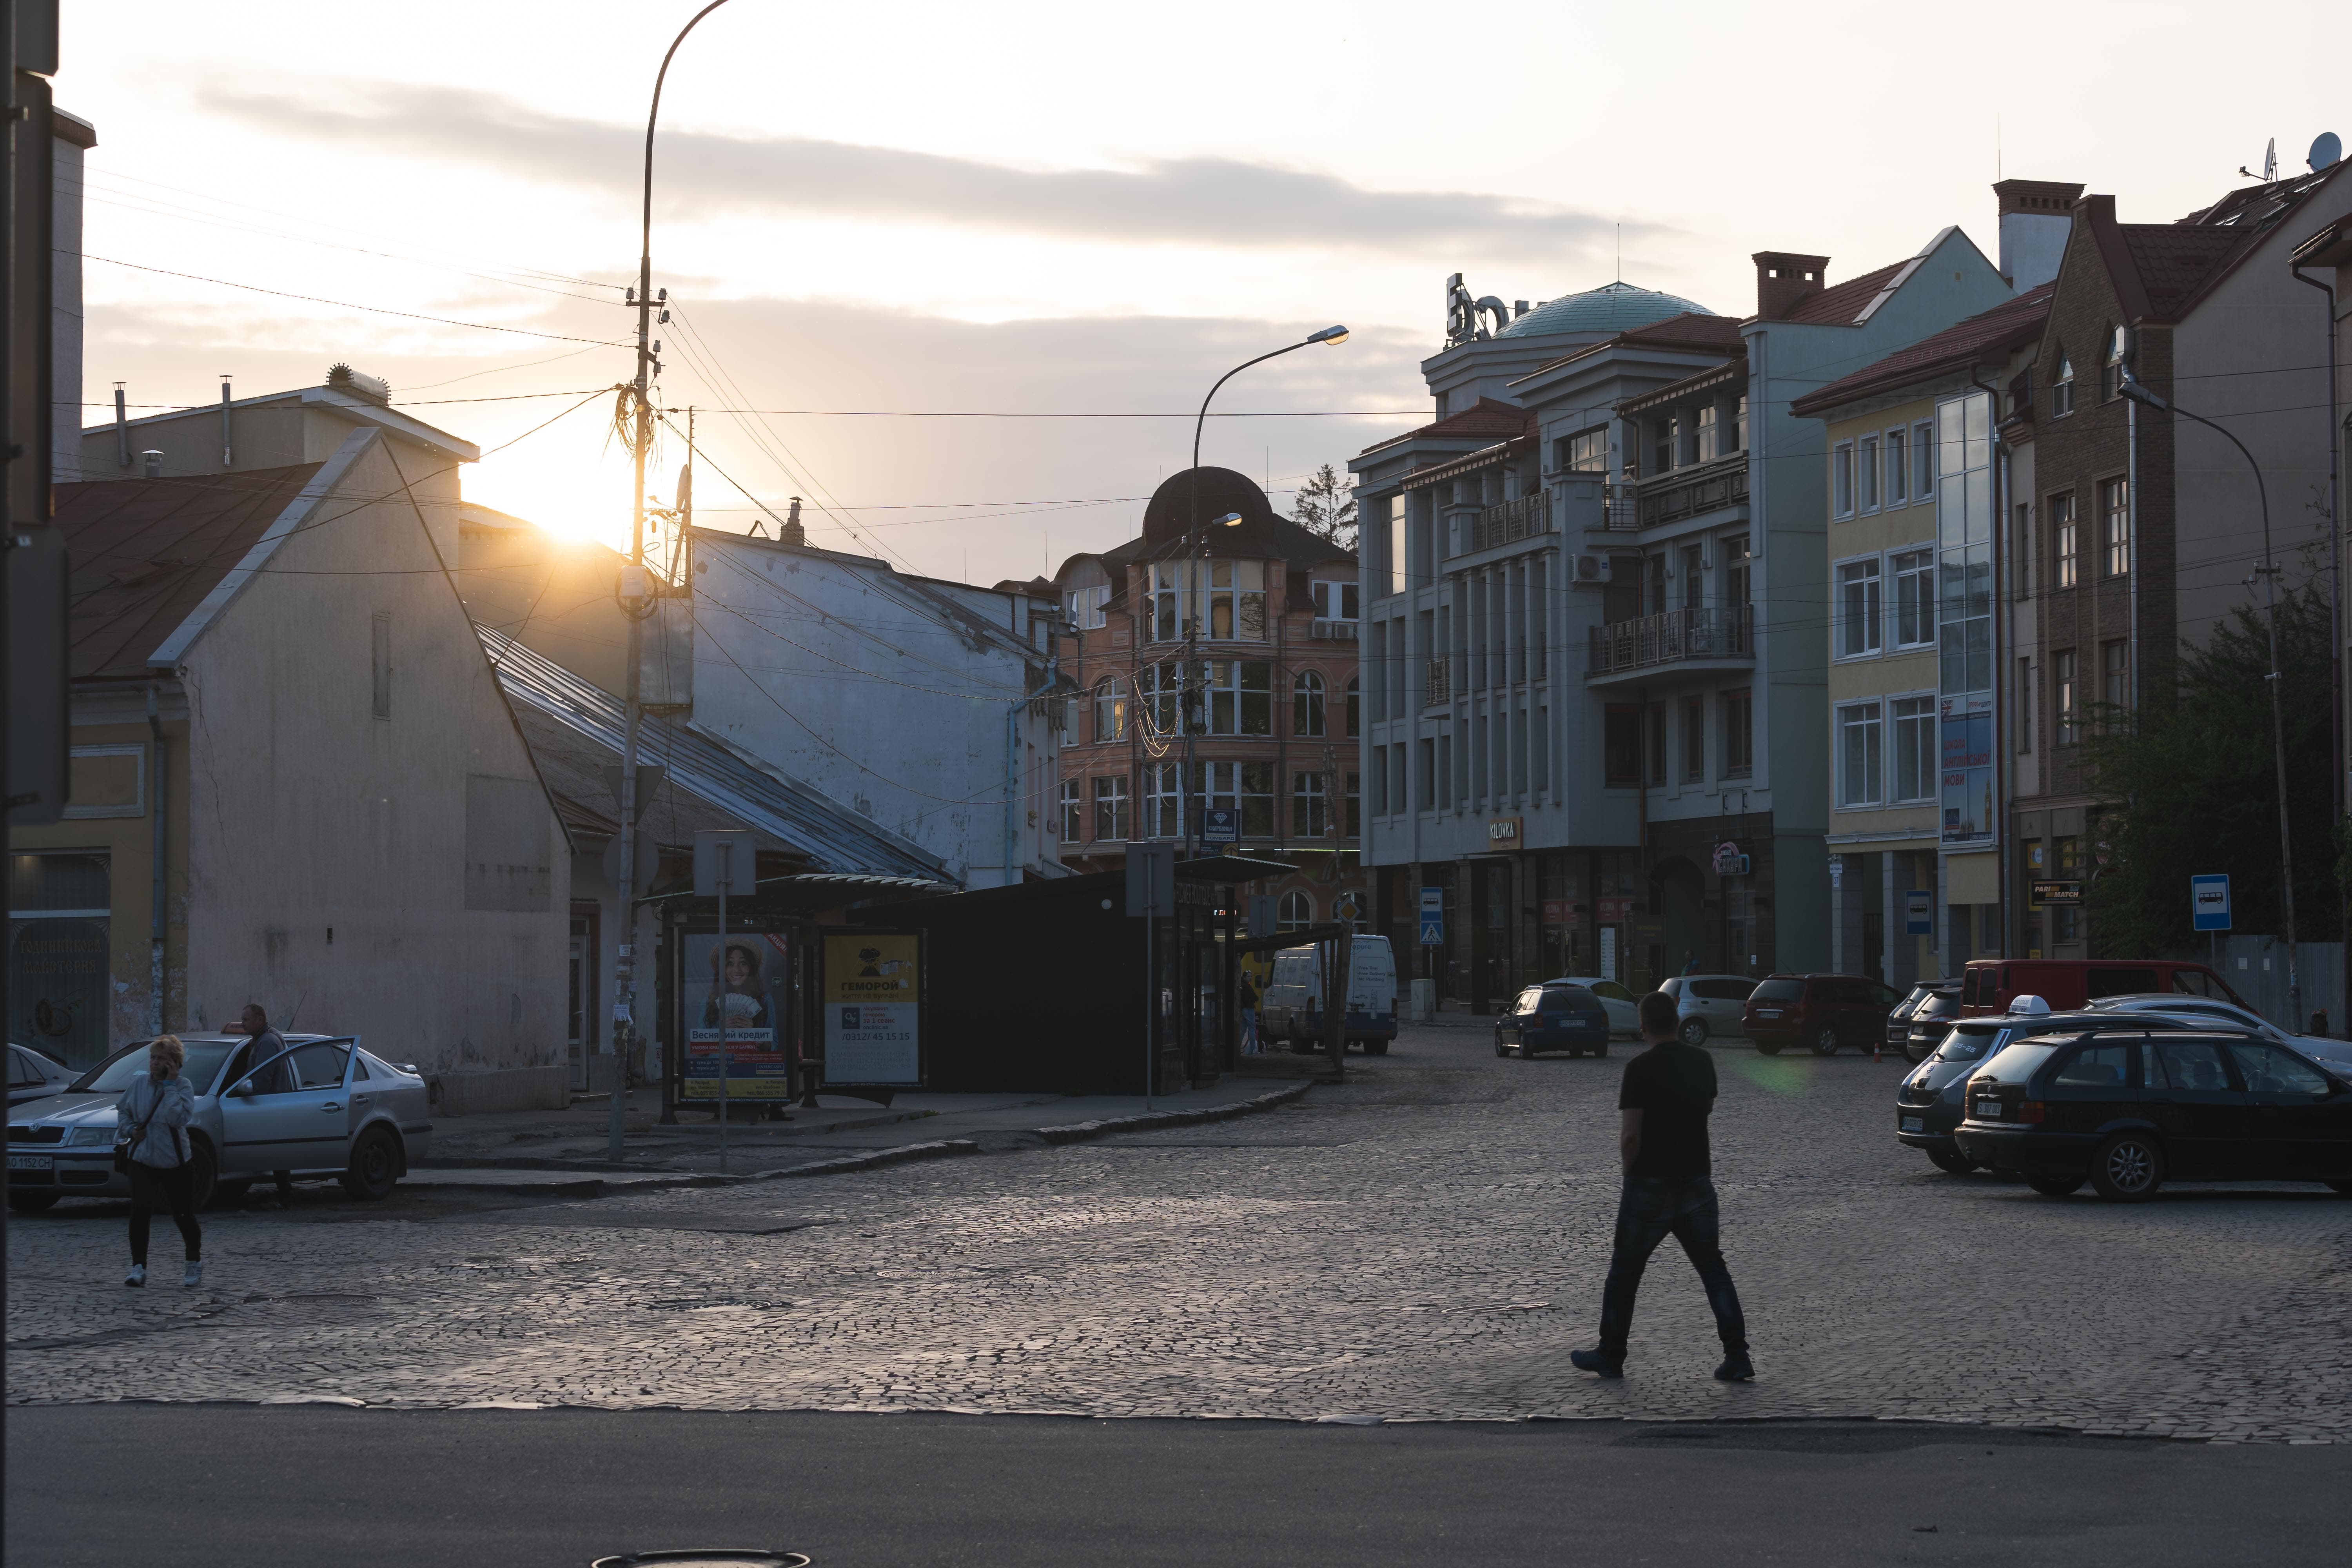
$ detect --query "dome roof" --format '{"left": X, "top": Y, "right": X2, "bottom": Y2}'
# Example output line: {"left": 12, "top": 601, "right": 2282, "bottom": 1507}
{"left": 1498, "top": 280, "right": 1713, "bottom": 338}
{"left": 1140, "top": 466, "right": 1279, "bottom": 547}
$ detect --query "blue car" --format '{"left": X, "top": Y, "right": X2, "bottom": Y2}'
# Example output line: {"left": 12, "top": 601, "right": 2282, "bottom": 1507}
{"left": 1494, "top": 983, "right": 1613, "bottom": 1059}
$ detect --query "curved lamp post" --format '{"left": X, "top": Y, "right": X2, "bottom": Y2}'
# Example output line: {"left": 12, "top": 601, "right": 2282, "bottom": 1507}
{"left": 1178, "top": 326, "right": 1349, "bottom": 854}
{"left": 610, "top": 0, "right": 740, "bottom": 1157}
{"left": 2119, "top": 366, "right": 2299, "bottom": 1024}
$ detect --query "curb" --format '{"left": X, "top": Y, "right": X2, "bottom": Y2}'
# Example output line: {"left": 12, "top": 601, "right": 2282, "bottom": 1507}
{"left": 755, "top": 1139, "right": 983, "bottom": 1179}
{"left": 399, "top": 1171, "right": 738, "bottom": 1196}
{"left": 1032, "top": 1081, "right": 1315, "bottom": 1145}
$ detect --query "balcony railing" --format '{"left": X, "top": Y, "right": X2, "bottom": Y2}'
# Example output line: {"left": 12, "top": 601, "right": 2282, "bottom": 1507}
{"left": 1423, "top": 659, "right": 1451, "bottom": 708}
{"left": 1457, "top": 490, "right": 1554, "bottom": 555}
{"left": 1587, "top": 604, "right": 1754, "bottom": 680}
{"left": 1637, "top": 456, "right": 1749, "bottom": 528}
{"left": 1600, "top": 483, "right": 1641, "bottom": 531}
{"left": 1309, "top": 618, "right": 1358, "bottom": 641}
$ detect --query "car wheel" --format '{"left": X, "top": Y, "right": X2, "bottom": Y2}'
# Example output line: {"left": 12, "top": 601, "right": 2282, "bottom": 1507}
{"left": 2026, "top": 1172, "right": 2087, "bottom": 1196}
{"left": 2089, "top": 1133, "right": 2164, "bottom": 1203}
{"left": 1811, "top": 1026, "right": 1840, "bottom": 1056}
{"left": 1494, "top": 1034, "right": 1508, "bottom": 1058}
{"left": 6, "top": 1191, "right": 60, "bottom": 1213}
{"left": 1678, "top": 1018, "right": 1709, "bottom": 1048}
{"left": 184, "top": 1140, "right": 219, "bottom": 1211}
{"left": 1755, "top": 1041, "right": 1783, "bottom": 1056}
{"left": 340, "top": 1127, "right": 401, "bottom": 1201}
{"left": 1926, "top": 1148, "right": 1977, "bottom": 1176}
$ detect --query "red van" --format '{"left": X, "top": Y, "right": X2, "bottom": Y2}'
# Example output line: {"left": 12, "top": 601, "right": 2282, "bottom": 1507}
{"left": 1957, "top": 958, "right": 2247, "bottom": 1016}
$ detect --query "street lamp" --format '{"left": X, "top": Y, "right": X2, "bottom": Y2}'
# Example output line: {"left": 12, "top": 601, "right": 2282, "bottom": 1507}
{"left": 2118, "top": 365, "right": 2301, "bottom": 1023}
{"left": 608, "top": 0, "right": 740, "bottom": 1160}
{"left": 1178, "top": 327, "right": 1349, "bottom": 854}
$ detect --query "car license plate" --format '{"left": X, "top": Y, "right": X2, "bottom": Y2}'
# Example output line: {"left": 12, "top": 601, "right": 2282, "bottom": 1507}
{"left": 1757, "top": 1009, "right": 1782, "bottom": 1019}
{"left": 1900, "top": 1117, "right": 1924, "bottom": 1132}
{"left": 1975, "top": 1102, "right": 2002, "bottom": 1119}
{"left": 8, "top": 1153, "right": 53, "bottom": 1171}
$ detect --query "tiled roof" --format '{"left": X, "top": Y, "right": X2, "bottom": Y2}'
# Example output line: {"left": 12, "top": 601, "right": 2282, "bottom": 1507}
{"left": 1780, "top": 260, "right": 1907, "bottom": 325}
{"left": 2116, "top": 225, "right": 2253, "bottom": 317}
{"left": 1789, "top": 284, "right": 2055, "bottom": 417}
{"left": 1356, "top": 397, "right": 1533, "bottom": 459}
{"left": 53, "top": 465, "right": 324, "bottom": 681}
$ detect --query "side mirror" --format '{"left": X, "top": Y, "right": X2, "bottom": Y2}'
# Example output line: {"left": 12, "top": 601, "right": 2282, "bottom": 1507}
{"left": 229, "top": 1081, "right": 256, "bottom": 1099}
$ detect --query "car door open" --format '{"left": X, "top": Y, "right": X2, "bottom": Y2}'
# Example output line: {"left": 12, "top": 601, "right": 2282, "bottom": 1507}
{"left": 218, "top": 1039, "right": 354, "bottom": 1176}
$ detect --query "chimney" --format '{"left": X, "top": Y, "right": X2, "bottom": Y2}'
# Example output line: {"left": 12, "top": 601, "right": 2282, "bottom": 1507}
{"left": 780, "top": 496, "right": 806, "bottom": 546}
{"left": 141, "top": 448, "right": 162, "bottom": 479}
{"left": 1752, "top": 252, "right": 1830, "bottom": 320}
{"left": 1992, "top": 179, "right": 2083, "bottom": 291}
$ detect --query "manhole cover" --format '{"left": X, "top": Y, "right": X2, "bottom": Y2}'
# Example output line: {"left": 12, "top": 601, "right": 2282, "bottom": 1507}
{"left": 593, "top": 1553, "right": 808, "bottom": 1568}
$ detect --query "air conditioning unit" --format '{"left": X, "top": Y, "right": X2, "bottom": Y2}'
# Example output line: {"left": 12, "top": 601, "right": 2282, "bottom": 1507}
{"left": 1569, "top": 552, "right": 1614, "bottom": 585}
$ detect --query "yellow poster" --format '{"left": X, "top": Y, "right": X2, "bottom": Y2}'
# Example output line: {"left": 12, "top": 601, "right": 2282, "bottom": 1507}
{"left": 822, "top": 933, "right": 921, "bottom": 1084}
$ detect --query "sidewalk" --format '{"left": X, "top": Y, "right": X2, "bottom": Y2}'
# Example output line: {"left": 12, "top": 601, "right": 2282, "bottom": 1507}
{"left": 408, "top": 1065, "right": 1321, "bottom": 1189}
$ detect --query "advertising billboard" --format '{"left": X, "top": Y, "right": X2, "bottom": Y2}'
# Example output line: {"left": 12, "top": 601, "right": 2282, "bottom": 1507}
{"left": 681, "top": 930, "right": 794, "bottom": 1102}
{"left": 822, "top": 931, "right": 924, "bottom": 1087}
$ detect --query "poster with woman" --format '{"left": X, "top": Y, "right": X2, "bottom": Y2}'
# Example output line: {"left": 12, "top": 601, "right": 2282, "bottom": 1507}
{"left": 681, "top": 931, "right": 793, "bottom": 1101}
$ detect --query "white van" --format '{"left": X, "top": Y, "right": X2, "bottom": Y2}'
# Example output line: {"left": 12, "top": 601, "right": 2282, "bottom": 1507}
{"left": 1259, "top": 936, "right": 1399, "bottom": 1054}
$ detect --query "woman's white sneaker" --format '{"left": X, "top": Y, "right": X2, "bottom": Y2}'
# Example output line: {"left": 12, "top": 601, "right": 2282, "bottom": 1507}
{"left": 181, "top": 1261, "right": 203, "bottom": 1288}
{"left": 123, "top": 1265, "right": 145, "bottom": 1287}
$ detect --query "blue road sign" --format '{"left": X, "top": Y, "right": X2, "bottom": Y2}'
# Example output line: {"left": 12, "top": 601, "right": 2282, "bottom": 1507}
{"left": 1199, "top": 808, "right": 1239, "bottom": 845}
{"left": 1904, "top": 889, "right": 1933, "bottom": 936}
{"left": 2192, "top": 874, "right": 2232, "bottom": 932}
{"left": 1419, "top": 886, "right": 1444, "bottom": 946}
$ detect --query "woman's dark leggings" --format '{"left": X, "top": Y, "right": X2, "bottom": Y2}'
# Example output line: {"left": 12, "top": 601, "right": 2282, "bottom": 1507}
{"left": 127, "top": 1161, "right": 201, "bottom": 1265}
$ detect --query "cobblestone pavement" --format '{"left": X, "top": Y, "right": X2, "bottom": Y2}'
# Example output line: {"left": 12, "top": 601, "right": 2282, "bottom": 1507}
{"left": 10, "top": 1025, "right": 2352, "bottom": 1440}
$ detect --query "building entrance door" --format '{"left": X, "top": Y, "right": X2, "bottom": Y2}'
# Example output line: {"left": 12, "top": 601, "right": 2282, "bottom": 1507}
{"left": 7, "top": 852, "right": 114, "bottom": 1072}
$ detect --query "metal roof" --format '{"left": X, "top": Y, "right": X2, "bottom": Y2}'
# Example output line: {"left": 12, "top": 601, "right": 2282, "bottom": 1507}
{"left": 1498, "top": 281, "right": 1713, "bottom": 338}
{"left": 479, "top": 626, "right": 950, "bottom": 882}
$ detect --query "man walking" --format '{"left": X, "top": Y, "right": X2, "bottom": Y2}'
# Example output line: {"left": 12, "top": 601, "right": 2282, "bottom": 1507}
{"left": 1571, "top": 989, "right": 1753, "bottom": 1382}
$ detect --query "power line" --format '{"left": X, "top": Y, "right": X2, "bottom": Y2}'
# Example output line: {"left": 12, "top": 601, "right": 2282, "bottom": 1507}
{"left": 80, "top": 254, "right": 630, "bottom": 345}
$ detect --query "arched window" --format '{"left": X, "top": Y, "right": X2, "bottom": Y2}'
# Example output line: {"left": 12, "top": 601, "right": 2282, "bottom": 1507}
{"left": 1278, "top": 889, "right": 1314, "bottom": 931}
{"left": 1345, "top": 675, "right": 1360, "bottom": 738}
{"left": 2051, "top": 350, "right": 2074, "bottom": 418}
{"left": 1093, "top": 676, "right": 1126, "bottom": 743}
{"left": 1293, "top": 670, "right": 1327, "bottom": 737}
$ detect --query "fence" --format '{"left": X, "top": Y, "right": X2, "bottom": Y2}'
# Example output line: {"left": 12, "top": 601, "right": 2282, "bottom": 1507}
{"left": 2212, "top": 936, "right": 2346, "bottom": 1034}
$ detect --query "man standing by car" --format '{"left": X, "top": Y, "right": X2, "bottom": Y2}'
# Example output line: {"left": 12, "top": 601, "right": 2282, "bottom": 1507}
{"left": 232, "top": 1004, "right": 296, "bottom": 1208}
{"left": 1571, "top": 990, "right": 1754, "bottom": 1382}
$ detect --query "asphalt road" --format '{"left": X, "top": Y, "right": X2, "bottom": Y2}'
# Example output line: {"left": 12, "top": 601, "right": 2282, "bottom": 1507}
{"left": 9, "top": 1403, "right": 2350, "bottom": 1568}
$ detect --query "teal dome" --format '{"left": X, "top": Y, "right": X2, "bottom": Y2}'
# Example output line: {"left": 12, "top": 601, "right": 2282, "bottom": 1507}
{"left": 1499, "top": 280, "right": 1712, "bottom": 337}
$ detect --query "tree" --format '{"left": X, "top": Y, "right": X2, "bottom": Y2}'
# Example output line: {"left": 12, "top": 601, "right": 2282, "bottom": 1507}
{"left": 2081, "top": 582, "right": 2339, "bottom": 955}
{"left": 1292, "top": 463, "right": 1357, "bottom": 552}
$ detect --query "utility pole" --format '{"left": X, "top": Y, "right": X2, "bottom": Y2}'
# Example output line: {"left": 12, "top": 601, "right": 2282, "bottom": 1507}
{"left": 611, "top": 0, "right": 737, "bottom": 1162}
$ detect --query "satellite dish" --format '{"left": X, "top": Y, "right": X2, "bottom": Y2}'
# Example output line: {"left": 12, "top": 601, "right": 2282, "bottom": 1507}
{"left": 2264, "top": 136, "right": 2278, "bottom": 182}
{"left": 2313, "top": 132, "right": 2344, "bottom": 172}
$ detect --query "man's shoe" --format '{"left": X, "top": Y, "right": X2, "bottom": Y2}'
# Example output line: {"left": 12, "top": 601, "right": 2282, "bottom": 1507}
{"left": 123, "top": 1265, "right": 145, "bottom": 1288}
{"left": 1714, "top": 1351, "right": 1756, "bottom": 1382}
{"left": 1569, "top": 1348, "right": 1624, "bottom": 1378}
{"left": 181, "top": 1261, "right": 203, "bottom": 1289}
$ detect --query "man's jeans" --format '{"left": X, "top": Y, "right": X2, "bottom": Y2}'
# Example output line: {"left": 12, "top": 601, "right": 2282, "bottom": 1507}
{"left": 1596, "top": 1175, "right": 1748, "bottom": 1359}
{"left": 1241, "top": 1008, "right": 1259, "bottom": 1053}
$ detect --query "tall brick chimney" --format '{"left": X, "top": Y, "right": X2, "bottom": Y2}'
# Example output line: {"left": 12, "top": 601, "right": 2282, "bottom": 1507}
{"left": 1991, "top": 179, "right": 2083, "bottom": 291}
{"left": 1752, "top": 252, "right": 1830, "bottom": 320}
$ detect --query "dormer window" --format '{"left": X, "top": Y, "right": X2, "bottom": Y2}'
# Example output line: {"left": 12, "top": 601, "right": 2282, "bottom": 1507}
{"left": 2051, "top": 353, "right": 2074, "bottom": 418}
{"left": 2101, "top": 325, "right": 2129, "bottom": 401}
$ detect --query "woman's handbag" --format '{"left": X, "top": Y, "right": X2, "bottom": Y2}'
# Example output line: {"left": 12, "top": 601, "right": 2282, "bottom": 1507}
{"left": 112, "top": 1088, "right": 166, "bottom": 1174}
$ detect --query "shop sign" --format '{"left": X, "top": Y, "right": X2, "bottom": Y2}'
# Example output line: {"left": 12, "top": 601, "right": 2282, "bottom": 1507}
{"left": 1488, "top": 817, "right": 1523, "bottom": 845}
{"left": 1596, "top": 896, "right": 1635, "bottom": 923}
{"left": 1540, "top": 898, "right": 1576, "bottom": 928}
{"left": 683, "top": 931, "right": 794, "bottom": 1102}
{"left": 2031, "top": 880, "right": 2084, "bottom": 907}
{"left": 821, "top": 930, "right": 924, "bottom": 1086}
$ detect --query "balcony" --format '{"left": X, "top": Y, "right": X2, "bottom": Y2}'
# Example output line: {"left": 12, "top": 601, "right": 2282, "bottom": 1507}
{"left": 1586, "top": 605, "right": 1754, "bottom": 683}
{"left": 1423, "top": 659, "right": 1451, "bottom": 708}
{"left": 1636, "top": 455, "right": 1749, "bottom": 528}
{"left": 1309, "top": 618, "right": 1358, "bottom": 641}
{"left": 1457, "top": 490, "right": 1554, "bottom": 555}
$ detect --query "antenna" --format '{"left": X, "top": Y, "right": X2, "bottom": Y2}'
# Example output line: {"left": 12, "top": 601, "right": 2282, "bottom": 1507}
{"left": 2313, "top": 132, "right": 2344, "bottom": 171}
{"left": 1996, "top": 112, "right": 2002, "bottom": 181}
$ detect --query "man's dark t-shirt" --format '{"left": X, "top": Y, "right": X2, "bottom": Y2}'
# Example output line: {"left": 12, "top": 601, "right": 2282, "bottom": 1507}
{"left": 1618, "top": 1040, "right": 1717, "bottom": 1177}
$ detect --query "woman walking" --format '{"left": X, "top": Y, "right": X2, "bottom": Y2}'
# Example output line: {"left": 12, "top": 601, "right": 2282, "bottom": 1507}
{"left": 117, "top": 1034, "right": 201, "bottom": 1288}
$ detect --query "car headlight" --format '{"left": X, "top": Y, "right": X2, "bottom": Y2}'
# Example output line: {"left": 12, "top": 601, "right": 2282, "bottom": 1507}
{"left": 64, "top": 1125, "right": 114, "bottom": 1146}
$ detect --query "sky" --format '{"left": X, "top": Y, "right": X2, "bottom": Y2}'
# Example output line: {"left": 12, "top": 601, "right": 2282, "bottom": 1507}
{"left": 60, "top": 0, "right": 2352, "bottom": 585}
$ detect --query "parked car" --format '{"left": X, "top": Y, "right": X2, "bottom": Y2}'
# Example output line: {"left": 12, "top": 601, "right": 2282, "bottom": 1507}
{"left": 2082, "top": 994, "right": 2347, "bottom": 1067}
{"left": 1957, "top": 957, "right": 2246, "bottom": 1016}
{"left": 5, "top": 1033, "right": 430, "bottom": 1213}
{"left": 1541, "top": 976, "right": 1641, "bottom": 1038}
{"left": 1261, "top": 936, "right": 1399, "bottom": 1054}
{"left": 1896, "top": 987, "right": 1961, "bottom": 1063}
{"left": 7, "top": 1043, "right": 77, "bottom": 1109}
{"left": 1742, "top": 974, "right": 1904, "bottom": 1055}
{"left": 1494, "top": 983, "right": 1613, "bottom": 1059}
{"left": 1659, "top": 975, "right": 1756, "bottom": 1047}
{"left": 1953, "top": 1027, "right": 2352, "bottom": 1201}
{"left": 1898, "top": 1007, "right": 2195, "bottom": 1174}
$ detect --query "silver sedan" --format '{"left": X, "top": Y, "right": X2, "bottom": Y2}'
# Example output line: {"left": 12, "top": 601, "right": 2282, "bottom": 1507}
{"left": 5, "top": 1034, "right": 431, "bottom": 1213}
{"left": 2080, "top": 993, "right": 2352, "bottom": 1070}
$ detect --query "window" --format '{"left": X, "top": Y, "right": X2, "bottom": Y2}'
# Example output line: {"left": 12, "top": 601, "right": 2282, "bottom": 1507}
{"left": 1838, "top": 702, "right": 1883, "bottom": 807}
{"left": 1293, "top": 770, "right": 1328, "bottom": 836}
{"left": 2102, "top": 324, "right": 2129, "bottom": 401}
{"left": 1653, "top": 415, "right": 1678, "bottom": 475}
{"left": 1649, "top": 701, "right": 1667, "bottom": 786}
{"left": 1058, "top": 779, "right": 1080, "bottom": 842}
{"left": 1310, "top": 579, "right": 1360, "bottom": 621}
{"left": 1145, "top": 762, "right": 1181, "bottom": 837}
{"left": 2227, "top": 1042, "right": 2329, "bottom": 1096}
{"left": 1278, "top": 890, "right": 1314, "bottom": 931}
{"left": 371, "top": 611, "right": 392, "bottom": 719}
{"left": 1833, "top": 441, "right": 1855, "bottom": 517}
{"left": 1696, "top": 404, "right": 1720, "bottom": 463}
{"left": 1859, "top": 435, "right": 1880, "bottom": 511}
{"left": 2017, "top": 657, "right": 2034, "bottom": 753}
{"left": 1345, "top": 771, "right": 1360, "bottom": 839}
{"left": 1837, "top": 558, "right": 1883, "bottom": 657}
{"left": 2051, "top": 493, "right": 2078, "bottom": 588}
{"left": 1563, "top": 426, "right": 1607, "bottom": 472}
{"left": 1913, "top": 421, "right": 1935, "bottom": 497}
{"left": 1683, "top": 696, "right": 1706, "bottom": 781}
{"left": 1293, "top": 669, "right": 1326, "bottom": 736}
{"left": 2149, "top": 1039, "right": 2230, "bottom": 1091}
{"left": 1148, "top": 559, "right": 1266, "bottom": 642}
{"left": 2055, "top": 650, "right": 2078, "bottom": 744}
{"left": 1723, "top": 688, "right": 1753, "bottom": 776}
{"left": 1416, "top": 737, "right": 1436, "bottom": 810}
{"left": 1386, "top": 494, "right": 1407, "bottom": 598}
{"left": 1890, "top": 695, "right": 1936, "bottom": 801}
{"left": 2054, "top": 1043, "right": 2130, "bottom": 1088}
{"left": 2051, "top": 352, "right": 2074, "bottom": 417}
{"left": 1197, "top": 760, "right": 1275, "bottom": 838}
{"left": 2014, "top": 502, "right": 2034, "bottom": 597}
{"left": 1735, "top": 396, "right": 1749, "bottom": 452}
{"left": 1093, "top": 775, "right": 1130, "bottom": 841}
{"left": 1063, "top": 584, "right": 1109, "bottom": 630}
{"left": 1604, "top": 706, "right": 1642, "bottom": 786}
{"left": 1892, "top": 549, "right": 1935, "bottom": 648}
{"left": 1645, "top": 552, "right": 1667, "bottom": 616}
{"left": 1200, "top": 660, "right": 1272, "bottom": 735}
{"left": 1345, "top": 675, "right": 1359, "bottom": 737}
{"left": 1724, "top": 535, "right": 1750, "bottom": 608}
{"left": 1141, "top": 661, "right": 1184, "bottom": 733}
{"left": 1092, "top": 676, "right": 1126, "bottom": 742}
{"left": 1885, "top": 428, "right": 1907, "bottom": 503}
{"left": 2100, "top": 477, "right": 2130, "bottom": 577}
{"left": 2102, "top": 639, "right": 2130, "bottom": 712}
{"left": 1681, "top": 544, "right": 1703, "bottom": 610}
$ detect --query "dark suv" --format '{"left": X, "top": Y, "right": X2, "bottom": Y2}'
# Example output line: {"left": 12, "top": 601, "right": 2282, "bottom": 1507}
{"left": 1742, "top": 974, "right": 1904, "bottom": 1056}
{"left": 1953, "top": 1028, "right": 2352, "bottom": 1201}
{"left": 1898, "top": 1010, "right": 2192, "bottom": 1175}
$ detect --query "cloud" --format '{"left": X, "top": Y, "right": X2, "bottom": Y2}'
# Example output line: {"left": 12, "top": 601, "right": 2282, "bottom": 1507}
{"left": 205, "top": 83, "right": 1661, "bottom": 261}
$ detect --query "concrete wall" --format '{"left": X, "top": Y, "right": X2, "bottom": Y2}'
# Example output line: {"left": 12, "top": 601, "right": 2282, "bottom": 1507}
{"left": 171, "top": 433, "right": 571, "bottom": 1071}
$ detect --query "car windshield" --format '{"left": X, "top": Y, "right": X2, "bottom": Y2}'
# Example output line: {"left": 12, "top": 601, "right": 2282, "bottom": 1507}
{"left": 1513, "top": 988, "right": 1546, "bottom": 1014}
{"left": 1931, "top": 1025, "right": 2009, "bottom": 1063}
{"left": 71, "top": 1039, "right": 242, "bottom": 1096}
{"left": 1750, "top": 979, "right": 1803, "bottom": 1003}
{"left": 1975, "top": 1040, "right": 2062, "bottom": 1084}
